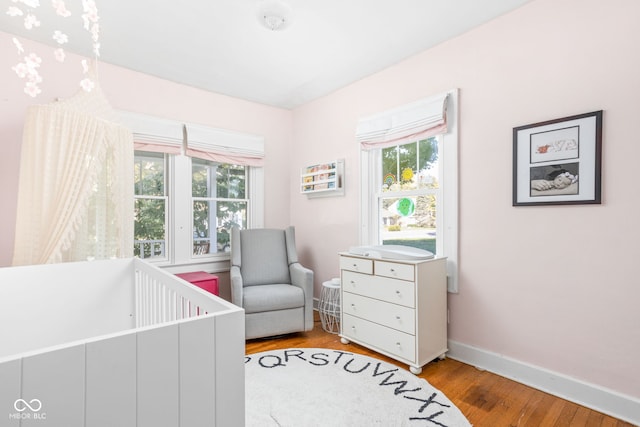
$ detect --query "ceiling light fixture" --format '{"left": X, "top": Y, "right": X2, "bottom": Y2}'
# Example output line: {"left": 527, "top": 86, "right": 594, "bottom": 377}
{"left": 257, "top": 0, "right": 293, "bottom": 31}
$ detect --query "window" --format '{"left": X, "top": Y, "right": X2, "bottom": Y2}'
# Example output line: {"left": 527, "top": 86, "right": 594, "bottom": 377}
{"left": 123, "top": 112, "right": 265, "bottom": 268}
{"left": 192, "top": 160, "right": 248, "bottom": 255}
{"left": 134, "top": 152, "right": 167, "bottom": 259}
{"left": 379, "top": 137, "right": 439, "bottom": 254}
{"left": 359, "top": 90, "right": 458, "bottom": 292}
{"left": 134, "top": 152, "right": 259, "bottom": 265}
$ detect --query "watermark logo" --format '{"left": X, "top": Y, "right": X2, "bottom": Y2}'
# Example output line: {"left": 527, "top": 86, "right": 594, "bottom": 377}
{"left": 9, "top": 398, "right": 46, "bottom": 421}
{"left": 14, "top": 399, "right": 42, "bottom": 412}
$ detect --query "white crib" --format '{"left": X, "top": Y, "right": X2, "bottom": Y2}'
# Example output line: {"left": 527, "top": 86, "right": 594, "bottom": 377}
{"left": 0, "top": 258, "right": 245, "bottom": 427}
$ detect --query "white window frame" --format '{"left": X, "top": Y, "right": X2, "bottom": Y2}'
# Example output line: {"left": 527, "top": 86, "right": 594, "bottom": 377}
{"left": 359, "top": 89, "right": 459, "bottom": 292}
{"left": 133, "top": 151, "right": 170, "bottom": 261}
{"left": 191, "top": 160, "right": 249, "bottom": 256}
{"left": 159, "top": 154, "right": 263, "bottom": 270}
{"left": 124, "top": 111, "right": 264, "bottom": 271}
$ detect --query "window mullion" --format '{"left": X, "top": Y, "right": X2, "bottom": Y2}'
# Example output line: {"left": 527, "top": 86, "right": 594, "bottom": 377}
{"left": 172, "top": 154, "right": 192, "bottom": 265}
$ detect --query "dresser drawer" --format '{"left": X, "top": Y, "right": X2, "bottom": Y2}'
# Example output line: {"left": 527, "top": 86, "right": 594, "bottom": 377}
{"left": 342, "top": 270, "right": 415, "bottom": 308}
{"left": 342, "top": 314, "right": 416, "bottom": 362}
{"left": 375, "top": 260, "right": 415, "bottom": 282}
{"left": 339, "top": 256, "right": 373, "bottom": 274}
{"left": 342, "top": 292, "right": 415, "bottom": 335}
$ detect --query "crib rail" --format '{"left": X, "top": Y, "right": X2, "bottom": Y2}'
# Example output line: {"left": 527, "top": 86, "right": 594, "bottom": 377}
{"left": 0, "top": 258, "right": 245, "bottom": 427}
{"left": 133, "top": 258, "right": 231, "bottom": 328}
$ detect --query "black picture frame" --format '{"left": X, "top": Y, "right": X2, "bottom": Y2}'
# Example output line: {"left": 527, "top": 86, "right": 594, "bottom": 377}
{"left": 513, "top": 110, "right": 602, "bottom": 206}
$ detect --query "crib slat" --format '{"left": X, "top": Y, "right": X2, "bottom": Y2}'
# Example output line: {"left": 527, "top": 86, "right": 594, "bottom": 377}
{"left": 21, "top": 345, "right": 85, "bottom": 427}
{"left": 133, "top": 260, "right": 231, "bottom": 327}
{"left": 137, "top": 324, "right": 180, "bottom": 427}
{"left": 212, "top": 309, "right": 246, "bottom": 427}
{"left": 0, "top": 359, "right": 21, "bottom": 427}
{"left": 170, "top": 289, "right": 177, "bottom": 320}
{"left": 179, "top": 316, "right": 217, "bottom": 426}
{"left": 151, "top": 279, "right": 158, "bottom": 324}
{"left": 161, "top": 286, "right": 168, "bottom": 322}
{"left": 85, "top": 334, "right": 136, "bottom": 427}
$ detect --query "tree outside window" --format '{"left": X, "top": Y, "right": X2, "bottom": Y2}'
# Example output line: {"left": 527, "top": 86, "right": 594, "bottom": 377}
{"left": 192, "top": 160, "right": 247, "bottom": 255}
{"left": 134, "top": 152, "right": 167, "bottom": 259}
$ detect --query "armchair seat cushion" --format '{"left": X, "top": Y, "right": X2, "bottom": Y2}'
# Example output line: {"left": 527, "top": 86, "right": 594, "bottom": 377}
{"left": 243, "top": 284, "right": 304, "bottom": 314}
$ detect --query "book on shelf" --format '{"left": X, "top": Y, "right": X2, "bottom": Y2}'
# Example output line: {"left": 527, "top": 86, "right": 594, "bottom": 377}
{"left": 301, "top": 160, "right": 341, "bottom": 194}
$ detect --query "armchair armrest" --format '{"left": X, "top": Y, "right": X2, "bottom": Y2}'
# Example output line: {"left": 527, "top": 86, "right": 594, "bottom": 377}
{"left": 290, "top": 262, "right": 314, "bottom": 330}
{"left": 230, "top": 265, "right": 244, "bottom": 307}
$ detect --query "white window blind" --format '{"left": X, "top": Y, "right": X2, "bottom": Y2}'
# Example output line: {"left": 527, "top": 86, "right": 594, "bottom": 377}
{"left": 185, "top": 124, "right": 265, "bottom": 167}
{"left": 356, "top": 92, "right": 449, "bottom": 150}
{"left": 119, "top": 113, "right": 265, "bottom": 166}
{"left": 119, "top": 111, "right": 184, "bottom": 154}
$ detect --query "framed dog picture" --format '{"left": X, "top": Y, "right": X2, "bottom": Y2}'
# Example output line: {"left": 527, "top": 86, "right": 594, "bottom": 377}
{"left": 512, "top": 111, "right": 602, "bottom": 206}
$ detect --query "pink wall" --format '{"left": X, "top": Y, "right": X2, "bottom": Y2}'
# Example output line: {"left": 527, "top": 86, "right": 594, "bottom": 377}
{"left": 2, "top": 0, "right": 638, "bottom": 404}
{"left": 291, "top": 0, "right": 640, "bottom": 398}
{"left": 0, "top": 33, "right": 293, "bottom": 267}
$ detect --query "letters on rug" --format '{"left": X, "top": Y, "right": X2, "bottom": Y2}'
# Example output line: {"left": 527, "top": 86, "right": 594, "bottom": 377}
{"left": 245, "top": 348, "right": 471, "bottom": 427}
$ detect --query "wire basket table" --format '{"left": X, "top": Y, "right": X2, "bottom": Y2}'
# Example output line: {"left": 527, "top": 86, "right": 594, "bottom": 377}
{"left": 319, "top": 279, "right": 341, "bottom": 334}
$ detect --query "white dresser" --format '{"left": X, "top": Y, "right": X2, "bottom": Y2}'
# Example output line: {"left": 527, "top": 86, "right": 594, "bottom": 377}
{"left": 339, "top": 253, "right": 447, "bottom": 374}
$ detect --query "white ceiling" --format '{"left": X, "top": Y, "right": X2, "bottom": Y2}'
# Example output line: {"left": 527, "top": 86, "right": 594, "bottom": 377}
{"left": 1, "top": 0, "right": 532, "bottom": 109}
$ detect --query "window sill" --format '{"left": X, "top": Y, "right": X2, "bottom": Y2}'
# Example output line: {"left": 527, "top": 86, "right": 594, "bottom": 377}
{"left": 140, "top": 255, "right": 232, "bottom": 274}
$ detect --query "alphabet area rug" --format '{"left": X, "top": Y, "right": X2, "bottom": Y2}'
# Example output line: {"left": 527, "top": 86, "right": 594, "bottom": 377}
{"left": 245, "top": 348, "right": 472, "bottom": 427}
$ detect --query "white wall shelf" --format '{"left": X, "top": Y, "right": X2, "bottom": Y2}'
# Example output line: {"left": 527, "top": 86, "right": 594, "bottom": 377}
{"left": 300, "top": 159, "right": 344, "bottom": 198}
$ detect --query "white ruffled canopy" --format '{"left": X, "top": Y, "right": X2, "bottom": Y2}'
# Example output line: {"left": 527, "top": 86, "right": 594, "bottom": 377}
{"left": 12, "top": 85, "right": 134, "bottom": 265}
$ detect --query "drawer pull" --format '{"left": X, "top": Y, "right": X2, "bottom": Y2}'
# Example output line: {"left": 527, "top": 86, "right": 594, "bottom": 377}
{"left": 395, "top": 315, "right": 401, "bottom": 320}
{"left": 396, "top": 342, "right": 401, "bottom": 348}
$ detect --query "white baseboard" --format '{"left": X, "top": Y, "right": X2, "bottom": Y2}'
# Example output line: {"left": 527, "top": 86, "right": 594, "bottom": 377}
{"left": 447, "top": 340, "right": 640, "bottom": 426}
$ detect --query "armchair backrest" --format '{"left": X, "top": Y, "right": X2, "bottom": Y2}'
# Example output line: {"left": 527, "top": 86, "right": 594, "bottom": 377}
{"left": 231, "top": 227, "right": 299, "bottom": 287}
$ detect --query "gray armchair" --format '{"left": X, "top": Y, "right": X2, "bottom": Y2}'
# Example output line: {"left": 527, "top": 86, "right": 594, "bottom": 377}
{"left": 230, "top": 226, "right": 314, "bottom": 339}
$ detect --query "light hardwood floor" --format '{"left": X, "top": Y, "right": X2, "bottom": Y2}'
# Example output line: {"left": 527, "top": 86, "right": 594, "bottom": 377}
{"left": 245, "top": 314, "right": 635, "bottom": 427}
